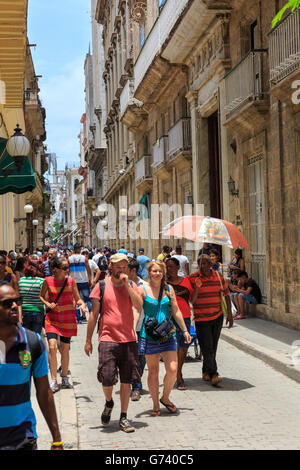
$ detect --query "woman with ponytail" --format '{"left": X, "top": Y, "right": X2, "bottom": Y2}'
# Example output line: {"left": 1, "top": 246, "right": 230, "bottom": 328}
{"left": 137, "top": 261, "right": 191, "bottom": 416}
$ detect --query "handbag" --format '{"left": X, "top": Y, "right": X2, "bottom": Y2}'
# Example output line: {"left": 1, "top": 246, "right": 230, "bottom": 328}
{"left": 216, "top": 271, "right": 228, "bottom": 317}
{"left": 144, "top": 285, "right": 176, "bottom": 343}
{"left": 46, "top": 276, "right": 69, "bottom": 313}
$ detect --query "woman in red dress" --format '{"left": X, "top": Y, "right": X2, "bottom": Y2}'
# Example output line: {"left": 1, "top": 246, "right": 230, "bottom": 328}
{"left": 40, "top": 256, "right": 88, "bottom": 393}
{"left": 166, "top": 257, "right": 198, "bottom": 391}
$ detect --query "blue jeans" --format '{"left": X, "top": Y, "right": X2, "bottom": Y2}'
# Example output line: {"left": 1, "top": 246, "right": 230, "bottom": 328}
{"left": 132, "top": 354, "right": 146, "bottom": 391}
{"left": 233, "top": 293, "right": 258, "bottom": 304}
{"left": 132, "top": 331, "right": 146, "bottom": 392}
{"left": 22, "top": 311, "right": 44, "bottom": 335}
{"left": 76, "top": 282, "right": 91, "bottom": 320}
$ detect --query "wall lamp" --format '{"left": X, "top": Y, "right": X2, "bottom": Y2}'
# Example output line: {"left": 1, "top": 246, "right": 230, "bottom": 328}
{"left": 227, "top": 176, "right": 239, "bottom": 196}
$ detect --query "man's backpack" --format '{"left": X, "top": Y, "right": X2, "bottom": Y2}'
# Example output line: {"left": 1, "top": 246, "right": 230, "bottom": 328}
{"left": 97, "top": 255, "right": 108, "bottom": 272}
{"left": 96, "top": 280, "right": 106, "bottom": 333}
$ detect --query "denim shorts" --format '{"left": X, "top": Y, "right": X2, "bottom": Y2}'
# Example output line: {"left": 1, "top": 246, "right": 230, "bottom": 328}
{"left": 138, "top": 336, "right": 177, "bottom": 355}
{"left": 234, "top": 293, "right": 258, "bottom": 304}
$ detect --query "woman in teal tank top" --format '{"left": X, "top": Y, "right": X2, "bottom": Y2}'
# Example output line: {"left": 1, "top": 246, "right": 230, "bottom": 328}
{"left": 137, "top": 261, "right": 191, "bottom": 416}
{"left": 139, "top": 283, "right": 173, "bottom": 340}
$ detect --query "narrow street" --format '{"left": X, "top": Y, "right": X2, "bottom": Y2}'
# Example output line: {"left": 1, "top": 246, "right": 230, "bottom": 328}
{"left": 34, "top": 322, "right": 300, "bottom": 450}
{"left": 2, "top": 0, "right": 300, "bottom": 455}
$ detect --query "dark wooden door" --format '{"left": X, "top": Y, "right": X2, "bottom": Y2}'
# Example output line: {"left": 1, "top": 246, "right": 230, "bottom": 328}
{"left": 207, "top": 112, "right": 221, "bottom": 219}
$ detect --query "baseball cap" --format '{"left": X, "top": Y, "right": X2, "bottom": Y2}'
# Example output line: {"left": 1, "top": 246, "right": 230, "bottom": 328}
{"left": 8, "top": 251, "right": 18, "bottom": 260}
{"left": 110, "top": 253, "right": 129, "bottom": 264}
{"left": 139, "top": 248, "right": 144, "bottom": 252}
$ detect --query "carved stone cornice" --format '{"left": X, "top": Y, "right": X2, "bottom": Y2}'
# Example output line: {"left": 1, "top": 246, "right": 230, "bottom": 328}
{"left": 185, "top": 90, "right": 198, "bottom": 107}
{"left": 189, "top": 13, "right": 231, "bottom": 89}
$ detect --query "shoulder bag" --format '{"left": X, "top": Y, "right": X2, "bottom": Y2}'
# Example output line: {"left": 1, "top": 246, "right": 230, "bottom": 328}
{"left": 215, "top": 271, "right": 228, "bottom": 317}
{"left": 144, "top": 284, "right": 176, "bottom": 343}
{"left": 46, "top": 276, "right": 69, "bottom": 313}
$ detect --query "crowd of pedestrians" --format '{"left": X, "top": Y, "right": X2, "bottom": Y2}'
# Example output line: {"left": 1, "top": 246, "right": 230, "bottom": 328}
{"left": 0, "top": 242, "right": 262, "bottom": 449}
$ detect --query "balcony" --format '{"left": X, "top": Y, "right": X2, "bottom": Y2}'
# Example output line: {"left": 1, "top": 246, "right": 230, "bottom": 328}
{"left": 268, "top": 9, "right": 300, "bottom": 103}
{"left": 24, "top": 89, "right": 45, "bottom": 136}
{"left": 135, "top": 155, "right": 153, "bottom": 192}
{"left": 134, "top": 0, "right": 191, "bottom": 95}
{"left": 152, "top": 136, "right": 171, "bottom": 180}
{"left": 167, "top": 118, "right": 192, "bottom": 169}
{"left": 120, "top": 79, "right": 146, "bottom": 131}
{"left": 224, "top": 49, "right": 269, "bottom": 136}
{"left": 120, "top": 0, "right": 190, "bottom": 131}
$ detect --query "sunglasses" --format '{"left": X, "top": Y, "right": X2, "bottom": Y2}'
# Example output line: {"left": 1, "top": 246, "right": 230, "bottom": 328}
{"left": 61, "top": 266, "right": 69, "bottom": 271}
{"left": 0, "top": 297, "right": 23, "bottom": 309}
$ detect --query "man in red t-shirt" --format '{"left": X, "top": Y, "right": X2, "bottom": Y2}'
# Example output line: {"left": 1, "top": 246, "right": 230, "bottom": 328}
{"left": 84, "top": 253, "right": 143, "bottom": 433}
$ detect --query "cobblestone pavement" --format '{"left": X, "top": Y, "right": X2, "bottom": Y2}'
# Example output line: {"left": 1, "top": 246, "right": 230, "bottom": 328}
{"left": 34, "top": 323, "right": 300, "bottom": 450}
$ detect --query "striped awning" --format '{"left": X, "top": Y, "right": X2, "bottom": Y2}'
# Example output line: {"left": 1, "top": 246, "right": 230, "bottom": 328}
{"left": 0, "top": 0, "right": 28, "bottom": 108}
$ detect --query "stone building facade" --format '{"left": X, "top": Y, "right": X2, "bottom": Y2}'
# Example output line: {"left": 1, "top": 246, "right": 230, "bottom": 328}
{"left": 223, "top": 0, "right": 300, "bottom": 328}
{"left": 85, "top": 0, "right": 108, "bottom": 249}
{"left": 0, "top": 0, "right": 48, "bottom": 252}
{"left": 64, "top": 166, "right": 84, "bottom": 246}
{"left": 94, "top": 0, "right": 300, "bottom": 329}
{"left": 18, "top": 44, "right": 47, "bottom": 251}
{"left": 95, "top": 0, "right": 140, "bottom": 253}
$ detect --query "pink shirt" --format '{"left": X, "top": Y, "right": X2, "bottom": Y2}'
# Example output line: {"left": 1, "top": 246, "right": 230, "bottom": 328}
{"left": 90, "top": 278, "right": 139, "bottom": 343}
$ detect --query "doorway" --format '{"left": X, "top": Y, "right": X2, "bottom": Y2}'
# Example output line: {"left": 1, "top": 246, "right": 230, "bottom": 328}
{"left": 248, "top": 155, "right": 267, "bottom": 303}
{"left": 207, "top": 111, "right": 221, "bottom": 219}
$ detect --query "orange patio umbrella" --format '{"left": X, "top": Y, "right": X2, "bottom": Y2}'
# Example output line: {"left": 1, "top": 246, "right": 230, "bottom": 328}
{"left": 162, "top": 216, "right": 250, "bottom": 249}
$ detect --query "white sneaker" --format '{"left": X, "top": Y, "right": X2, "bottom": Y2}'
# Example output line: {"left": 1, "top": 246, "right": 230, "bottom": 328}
{"left": 50, "top": 379, "right": 59, "bottom": 393}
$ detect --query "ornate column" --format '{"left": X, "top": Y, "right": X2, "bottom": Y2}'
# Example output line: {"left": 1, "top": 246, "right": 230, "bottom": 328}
{"left": 186, "top": 90, "right": 200, "bottom": 210}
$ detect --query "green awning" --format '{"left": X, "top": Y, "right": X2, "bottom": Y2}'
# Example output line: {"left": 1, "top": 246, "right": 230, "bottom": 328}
{"left": 0, "top": 138, "right": 36, "bottom": 195}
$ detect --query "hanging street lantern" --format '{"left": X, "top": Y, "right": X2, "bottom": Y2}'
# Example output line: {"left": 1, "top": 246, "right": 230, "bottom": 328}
{"left": 6, "top": 124, "right": 31, "bottom": 172}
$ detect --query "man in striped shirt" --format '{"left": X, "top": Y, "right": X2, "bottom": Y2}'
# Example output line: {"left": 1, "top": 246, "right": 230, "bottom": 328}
{"left": 189, "top": 254, "right": 233, "bottom": 386}
{"left": 0, "top": 281, "right": 62, "bottom": 450}
{"left": 68, "top": 243, "right": 91, "bottom": 322}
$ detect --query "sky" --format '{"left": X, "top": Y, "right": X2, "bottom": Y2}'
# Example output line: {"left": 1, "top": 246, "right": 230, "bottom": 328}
{"left": 27, "top": 0, "right": 92, "bottom": 172}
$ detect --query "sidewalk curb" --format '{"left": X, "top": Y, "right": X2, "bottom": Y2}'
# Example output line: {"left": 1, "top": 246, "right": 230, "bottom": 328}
{"left": 221, "top": 328, "right": 300, "bottom": 384}
{"left": 57, "top": 375, "right": 79, "bottom": 450}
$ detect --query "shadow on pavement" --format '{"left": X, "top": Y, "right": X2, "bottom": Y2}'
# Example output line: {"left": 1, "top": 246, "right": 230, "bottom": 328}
{"left": 134, "top": 408, "right": 192, "bottom": 418}
{"left": 114, "top": 389, "right": 150, "bottom": 396}
{"left": 228, "top": 318, "right": 300, "bottom": 346}
{"left": 76, "top": 395, "right": 93, "bottom": 403}
{"left": 185, "top": 377, "right": 254, "bottom": 392}
{"left": 92, "top": 420, "right": 149, "bottom": 433}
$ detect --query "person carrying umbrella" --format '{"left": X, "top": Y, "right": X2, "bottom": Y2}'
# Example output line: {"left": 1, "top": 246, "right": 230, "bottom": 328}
{"left": 189, "top": 254, "right": 233, "bottom": 386}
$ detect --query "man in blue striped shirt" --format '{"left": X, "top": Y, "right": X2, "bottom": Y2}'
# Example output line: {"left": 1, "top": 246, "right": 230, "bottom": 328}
{"left": 0, "top": 281, "right": 62, "bottom": 450}
{"left": 68, "top": 243, "right": 91, "bottom": 323}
